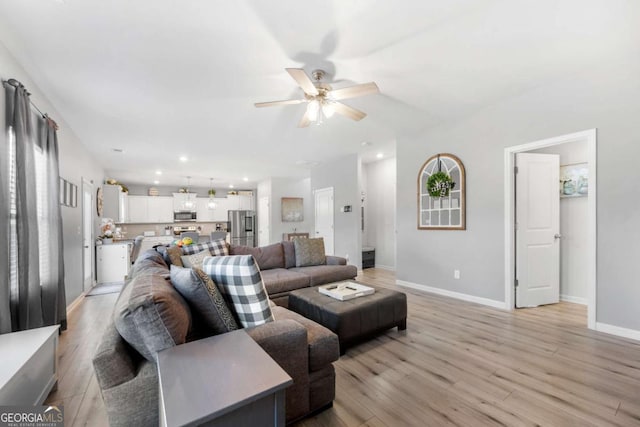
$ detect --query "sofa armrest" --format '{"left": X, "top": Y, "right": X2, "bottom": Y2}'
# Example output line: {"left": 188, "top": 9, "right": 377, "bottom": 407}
{"left": 245, "top": 319, "right": 311, "bottom": 421}
{"left": 93, "top": 321, "right": 139, "bottom": 390}
{"left": 325, "top": 255, "right": 347, "bottom": 265}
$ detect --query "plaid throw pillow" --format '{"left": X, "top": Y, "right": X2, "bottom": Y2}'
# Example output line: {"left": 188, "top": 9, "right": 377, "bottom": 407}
{"left": 202, "top": 255, "right": 274, "bottom": 328}
{"left": 182, "top": 238, "right": 229, "bottom": 256}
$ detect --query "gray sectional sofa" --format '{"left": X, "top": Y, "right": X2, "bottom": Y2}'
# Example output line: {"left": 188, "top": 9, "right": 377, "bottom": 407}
{"left": 229, "top": 241, "right": 358, "bottom": 306}
{"left": 93, "top": 243, "right": 357, "bottom": 426}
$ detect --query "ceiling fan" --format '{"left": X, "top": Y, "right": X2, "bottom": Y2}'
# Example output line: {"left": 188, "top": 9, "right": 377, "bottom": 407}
{"left": 255, "top": 68, "right": 380, "bottom": 127}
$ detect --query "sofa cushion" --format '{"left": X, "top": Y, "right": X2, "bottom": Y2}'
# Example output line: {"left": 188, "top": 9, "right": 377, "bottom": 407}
{"left": 182, "top": 238, "right": 228, "bottom": 256}
{"left": 202, "top": 255, "right": 274, "bottom": 328}
{"left": 271, "top": 306, "right": 339, "bottom": 372}
{"left": 170, "top": 265, "right": 238, "bottom": 336}
{"left": 230, "top": 243, "right": 285, "bottom": 270}
{"left": 113, "top": 274, "right": 191, "bottom": 362}
{"left": 290, "top": 265, "right": 358, "bottom": 287}
{"left": 180, "top": 249, "right": 211, "bottom": 269}
{"left": 294, "top": 238, "right": 326, "bottom": 267}
{"left": 261, "top": 268, "right": 310, "bottom": 295}
{"left": 131, "top": 250, "right": 169, "bottom": 278}
{"left": 282, "top": 241, "right": 296, "bottom": 269}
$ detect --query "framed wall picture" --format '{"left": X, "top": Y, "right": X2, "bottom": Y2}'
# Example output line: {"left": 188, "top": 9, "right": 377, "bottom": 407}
{"left": 417, "top": 153, "right": 466, "bottom": 230}
{"left": 560, "top": 162, "right": 588, "bottom": 197}
{"left": 281, "top": 197, "right": 304, "bottom": 222}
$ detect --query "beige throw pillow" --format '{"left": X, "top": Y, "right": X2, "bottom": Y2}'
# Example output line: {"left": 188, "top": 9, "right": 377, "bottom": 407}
{"left": 181, "top": 249, "right": 211, "bottom": 270}
{"left": 294, "top": 238, "right": 326, "bottom": 267}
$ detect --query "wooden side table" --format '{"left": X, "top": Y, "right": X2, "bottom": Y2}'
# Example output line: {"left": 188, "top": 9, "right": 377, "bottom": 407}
{"left": 157, "top": 329, "right": 292, "bottom": 427}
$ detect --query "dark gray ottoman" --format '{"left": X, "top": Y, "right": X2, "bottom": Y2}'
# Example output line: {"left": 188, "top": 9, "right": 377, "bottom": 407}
{"left": 288, "top": 285, "right": 407, "bottom": 353}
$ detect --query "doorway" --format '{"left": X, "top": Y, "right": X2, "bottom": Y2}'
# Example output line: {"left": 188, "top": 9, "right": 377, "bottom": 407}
{"left": 82, "top": 179, "right": 94, "bottom": 292}
{"left": 314, "top": 187, "right": 334, "bottom": 255}
{"left": 504, "top": 129, "right": 597, "bottom": 329}
{"left": 258, "top": 196, "right": 270, "bottom": 247}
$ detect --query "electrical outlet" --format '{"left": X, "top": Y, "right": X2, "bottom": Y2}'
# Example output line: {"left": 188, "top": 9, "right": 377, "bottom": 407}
{"left": 454, "top": 270, "right": 460, "bottom": 279}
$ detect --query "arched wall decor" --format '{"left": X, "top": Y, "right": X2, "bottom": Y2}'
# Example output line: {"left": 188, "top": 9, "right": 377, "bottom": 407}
{"left": 417, "top": 153, "right": 466, "bottom": 230}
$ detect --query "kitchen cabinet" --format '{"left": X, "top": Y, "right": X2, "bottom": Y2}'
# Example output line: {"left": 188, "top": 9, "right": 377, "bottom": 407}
{"left": 196, "top": 198, "right": 216, "bottom": 222}
{"left": 173, "top": 193, "right": 197, "bottom": 212}
{"left": 127, "top": 196, "right": 173, "bottom": 223}
{"left": 147, "top": 197, "right": 174, "bottom": 222}
{"left": 227, "top": 195, "right": 254, "bottom": 211}
{"left": 103, "top": 185, "right": 128, "bottom": 223}
{"left": 212, "top": 197, "right": 231, "bottom": 221}
{"left": 127, "top": 196, "right": 148, "bottom": 223}
{"left": 97, "top": 243, "right": 131, "bottom": 283}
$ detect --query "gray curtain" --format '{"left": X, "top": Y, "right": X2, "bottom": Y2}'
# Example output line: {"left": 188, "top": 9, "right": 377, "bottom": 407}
{"left": 2, "top": 79, "right": 66, "bottom": 333}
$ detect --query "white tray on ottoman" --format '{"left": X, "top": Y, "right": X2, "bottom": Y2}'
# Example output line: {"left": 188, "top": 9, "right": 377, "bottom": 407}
{"left": 318, "top": 281, "right": 375, "bottom": 301}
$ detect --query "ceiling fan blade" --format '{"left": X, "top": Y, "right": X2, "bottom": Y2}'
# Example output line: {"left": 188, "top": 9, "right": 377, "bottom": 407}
{"left": 298, "top": 111, "right": 311, "bottom": 128}
{"left": 286, "top": 68, "right": 319, "bottom": 96}
{"left": 254, "top": 99, "right": 305, "bottom": 108}
{"left": 329, "top": 82, "right": 379, "bottom": 101}
{"left": 332, "top": 102, "right": 367, "bottom": 121}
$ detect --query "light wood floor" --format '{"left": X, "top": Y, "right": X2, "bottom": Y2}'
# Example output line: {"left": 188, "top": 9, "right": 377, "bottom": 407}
{"left": 47, "top": 269, "right": 640, "bottom": 426}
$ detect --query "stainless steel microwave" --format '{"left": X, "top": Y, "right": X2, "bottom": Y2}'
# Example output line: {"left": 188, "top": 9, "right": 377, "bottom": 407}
{"left": 174, "top": 211, "right": 197, "bottom": 222}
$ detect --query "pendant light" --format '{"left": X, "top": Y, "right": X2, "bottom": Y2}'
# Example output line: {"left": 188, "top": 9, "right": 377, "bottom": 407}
{"left": 183, "top": 176, "right": 194, "bottom": 210}
{"left": 207, "top": 178, "right": 217, "bottom": 210}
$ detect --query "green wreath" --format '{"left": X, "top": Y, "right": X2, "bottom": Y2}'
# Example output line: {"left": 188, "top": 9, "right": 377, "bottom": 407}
{"left": 427, "top": 171, "right": 456, "bottom": 198}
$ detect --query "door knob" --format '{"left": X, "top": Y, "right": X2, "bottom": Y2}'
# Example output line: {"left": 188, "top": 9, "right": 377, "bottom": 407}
{"left": 554, "top": 234, "right": 562, "bottom": 239}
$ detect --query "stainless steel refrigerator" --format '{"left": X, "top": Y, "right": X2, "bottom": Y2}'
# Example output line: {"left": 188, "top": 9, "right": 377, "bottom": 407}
{"left": 228, "top": 210, "right": 256, "bottom": 247}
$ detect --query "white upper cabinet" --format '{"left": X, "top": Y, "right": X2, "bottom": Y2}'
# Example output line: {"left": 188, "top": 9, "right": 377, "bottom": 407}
{"left": 127, "top": 196, "right": 173, "bottom": 223}
{"left": 103, "top": 185, "right": 128, "bottom": 223}
{"left": 127, "top": 196, "right": 148, "bottom": 223}
{"left": 196, "top": 198, "right": 216, "bottom": 222}
{"left": 147, "top": 197, "right": 174, "bottom": 223}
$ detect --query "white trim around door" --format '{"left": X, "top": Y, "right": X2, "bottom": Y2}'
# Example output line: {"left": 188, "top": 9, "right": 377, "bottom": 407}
{"left": 504, "top": 129, "right": 597, "bottom": 329}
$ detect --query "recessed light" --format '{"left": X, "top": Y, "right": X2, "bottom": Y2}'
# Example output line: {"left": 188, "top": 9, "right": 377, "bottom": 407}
{"left": 155, "top": 170, "right": 162, "bottom": 175}
{"left": 153, "top": 180, "right": 160, "bottom": 185}
{"left": 243, "top": 177, "right": 249, "bottom": 182}
{"left": 361, "top": 141, "right": 372, "bottom": 147}
{"left": 229, "top": 184, "right": 234, "bottom": 189}
{"left": 376, "top": 153, "right": 384, "bottom": 159}
{"left": 179, "top": 156, "right": 188, "bottom": 162}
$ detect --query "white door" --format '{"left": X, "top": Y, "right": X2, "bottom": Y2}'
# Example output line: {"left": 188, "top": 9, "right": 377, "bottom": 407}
{"left": 258, "top": 196, "right": 270, "bottom": 246}
{"left": 515, "top": 153, "right": 560, "bottom": 308}
{"left": 314, "top": 187, "right": 334, "bottom": 255}
{"left": 82, "top": 179, "right": 94, "bottom": 291}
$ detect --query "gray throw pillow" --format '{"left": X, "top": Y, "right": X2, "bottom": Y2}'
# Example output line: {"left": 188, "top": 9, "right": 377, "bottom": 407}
{"left": 230, "top": 243, "right": 285, "bottom": 270}
{"left": 294, "top": 238, "right": 326, "bottom": 267}
{"left": 180, "top": 249, "right": 211, "bottom": 269}
{"left": 202, "top": 255, "right": 274, "bottom": 328}
{"left": 113, "top": 274, "right": 192, "bottom": 362}
{"left": 170, "top": 265, "right": 238, "bottom": 336}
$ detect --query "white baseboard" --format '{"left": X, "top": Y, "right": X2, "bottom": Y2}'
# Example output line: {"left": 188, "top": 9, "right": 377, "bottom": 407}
{"left": 66, "top": 292, "right": 86, "bottom": 314}
{"left": 560, "top": 294, "right": 588, "bottom": 305}
{"left": 374, "top": 264, "right": 395, "bottom": 272}
{"left": 396, "top": 280, "right": 508, "bottom": 310}
{"left": 595, "top": 322, "right": 640, "bottom": 342}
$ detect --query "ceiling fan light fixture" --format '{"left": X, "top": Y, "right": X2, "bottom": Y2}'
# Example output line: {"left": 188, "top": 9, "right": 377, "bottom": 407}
{"left": 307, "top": 100, "right": 320, "bottom": 121}
{"left": 322, "top": 101, "right": 335, "bottom": 118}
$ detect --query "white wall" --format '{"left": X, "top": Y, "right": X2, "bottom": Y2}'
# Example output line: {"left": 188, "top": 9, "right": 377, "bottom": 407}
{"left": 531, "top": 141, "right": 588, "bottom": 303}
{"left": 311, "top": 154, "right": 362, "bottom": 268}
{"left": 364, "top": 158, "right": 397, "bottom": 270}
{"left": 0, "top": 40, "right": 105, "bottom": 305}
{"left": 268, "top": 177, "right": 313, "bottom": 243}
{"left": 396, "top": 56, "right": 640, "bottom": 332}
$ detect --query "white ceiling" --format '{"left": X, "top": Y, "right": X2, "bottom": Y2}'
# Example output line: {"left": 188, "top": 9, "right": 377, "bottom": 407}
{"left": 0, "top": 0, "right": 637, "bottom": 188}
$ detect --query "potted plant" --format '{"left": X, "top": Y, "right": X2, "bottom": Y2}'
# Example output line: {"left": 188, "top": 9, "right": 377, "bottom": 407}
{"left": 208, "top": 188, "right": 216, "bottom": 197}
